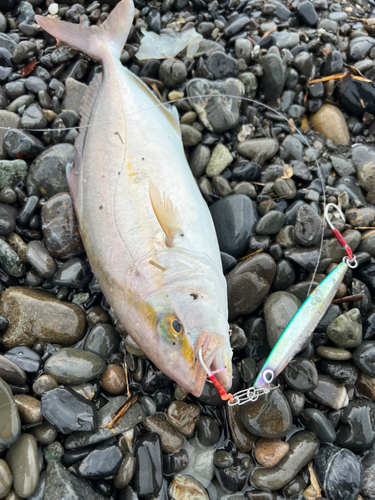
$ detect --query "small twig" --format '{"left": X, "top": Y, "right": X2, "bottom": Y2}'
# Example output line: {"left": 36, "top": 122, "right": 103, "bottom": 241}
{"left": 124, "top": 359, "right": 130, "bottom": 398}
{"left": 355, "top": 227, "right": 375, "bottom": 230}
{"left": 100, "top": 394, "right": 138, "bottom": 430}
{"left": 332, "top": 293, "right": 364, "bottom": 305}
{"left": 238, "top": 248, "right": 263, "bottom": 261}
{"left": 251, "top": 181, "right": 265, "bottom": 186}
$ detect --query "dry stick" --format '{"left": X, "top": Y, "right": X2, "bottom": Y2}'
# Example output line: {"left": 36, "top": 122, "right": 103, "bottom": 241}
{"left": 100, "top": 394, "right": 138, "bottom": 431}
{"left": 124, "top": 359, "right": 130, "bottom": 398}
{"left": 332, "top": 293, "right": 364, "bottom": 305}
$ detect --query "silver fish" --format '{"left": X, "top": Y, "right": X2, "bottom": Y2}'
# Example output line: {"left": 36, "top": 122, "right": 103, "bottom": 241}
{"left": 36, "top": 0, "right": 232, "bottom": 396}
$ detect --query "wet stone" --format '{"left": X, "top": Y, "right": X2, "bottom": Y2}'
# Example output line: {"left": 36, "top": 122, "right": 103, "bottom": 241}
{"left": 133, "top": 432, "right": 163, "bottom": 498}
{"left": 352, "top": 341, "right": 375, "bottom": 377}
{"left": 41, "top": 386, "right": 97, "bottom": 434}
{"left": 250, "top": 431, "right": 320, "bottom": 490}
{"left": 299, "top": 408, "right": 336, "bottom": 442}
{"left": 4, "top": 345, "right": 41, "bottom": 373}
{"left": 26, "top": 241, "right": 56, "bottom": 279}
{"left": 209, "top": 194, "right": 258, "bottom": 258}
{"left": 163, "top": 450, "right": 189, "bottom": 475}
{"left": 0, "top": 378, "right": 20, "bottom": 447}
{"left": 180, "top": 124, "right": 202, "bottom": 147}
{"left": 307, "top": 374, "right": 348, "bottom": 409}
{"left": 285, "top": 390, "right": 305, "bottom": 417}
{"left": 100, "top": 365, "right": 127, "bottom": 395}
{"left": 215, "top": 457, "right": 247, "bottom": 493}
{"left": 41, "top": 193, "right": 84, "bottom": 260}
{"left": 187, "top": 78, "right": 244, "bottom": 133}
{"left": 13, "top": 394, "right": 42, "bottom": 424}
{"left": 44, "top": 460, "right": 107, "bottom": 500}
{"left": 256, "top": 211, "right": 286, "bottom": 236}
{"left": 238, "top": 138, "right": 279, "bottom": 161}
{"left": 143, "top": 412, "right": 186, "bottom": 454}
{"left": 241, "top": 387, "right": 292, "bottom": 439}
{"left": 196, "top": 416, "right": 220, "bottom": 447}
{"left": 283, "top": 357, "right": 318, "bottom": 392}
{"left": 309, "top": 104, "right": 350, "bottom": 145}
{"left": 64, "top": 396, "right": 146, "bottom": 449}
{"left": 326, "top": 309, "right": 362, "bottom": 348}
{"left": 206, "top": 51, "right": 238, "bottom": 79}
{"left": 0, "top": 287, "right": 86, "bottom": 349}
{"left": 53, "top": 258, "right": 91, "bottom": 288}
{"left": 0, "top": 458, "right": 12, "bottom": 498}
{"left": 355, "top": 371, "right": 375, "bottom": 399}
{"left": 260, "top": 53, "right": 286, "bottom": 102}
{"left": 227, "top": 253, "right": 276, "bottom": 321}
{"left": 167, "top": 401, "right": 200, "bottom": 436}
{"left": 336, "top": 399, "right": 375, "bottom": 452}
{"left": 205, "top": 144, "right": 233, "bottom": 177}
{"left": 114, "top": 452, "right": 135, "bottom": 489}
{"left": 272, "top": 258, "right": 295, "bottom": 291}
{"left": 6, "top": 433, "right": 39, "bottom": 498}
{"left": 0, "top": 204, "right": 16, "bottom": 236}
{"left": 78, "top": 445, "right": 123, "bottom": 479}
{"left": 29, "top": 421, "right": 58, "bottom": 445}
{"left": 314, "top": 445, "right": 363, "bottom": 500}
{"left": 214, "top": 450, "right": 233, "bottom": 468}
{"left": 361, "top": 450, "right": 375, "bottom": 499}
{"left": 320, "top": 360, "right": 358, "bottom": 386}
{"left": 0, "top": 354, "right": 26, "bottom": 385}
{"left": 254, "top": 438, "right": 289, "bottom": 468}
{"left": 44, "top": 348, "right": 106, "bottom": 385}
{"left": 264, "top": 291, "right": 301, "bottom": 349}
{"left": 294, "top": 204, "right": 323, "bottom": 247}
{"left": 0, "top": 240, "right": 25, "bottom": 277}
{"left": 317, "top": 346, "right": 352, "bottom": 360}
{"left": 180, "top": 436, "right": 215, "bottom": 488}
{"left": 169, "top": 474, "right": 208, "bottom": 500}
{"left": 27, "top": 144, "right": 73, "bottom": 198}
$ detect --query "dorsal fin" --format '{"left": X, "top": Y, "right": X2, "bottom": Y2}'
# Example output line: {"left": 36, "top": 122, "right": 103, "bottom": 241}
{"left": 67, "top": 73, "right": 103, "bottom": 207}
{"left": 125, "top": 68, "right": 181, "bottom": 138}
{"left": 149, "top": 182, "right": 184, "bottom": 247}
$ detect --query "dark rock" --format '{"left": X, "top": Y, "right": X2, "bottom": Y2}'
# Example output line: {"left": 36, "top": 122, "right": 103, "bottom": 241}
{"left": 41, "top": 387, "right": 97, "bottom": 435}
{"left": 336, "top": 400, "right": 375, "bottom": 452}
{"left": 3, "top": 129, "right": 44, "bottom": 159}
{"left": 210, "top": 194, "right": 258, "bottom": 258}
{"left": 133, "top": 433, "right": 163, "bottom": 498}
{"left": 294, "top": 204, "right": 323, "bottom": 247}
{"left": 226, "top": 253, "right": 276, "bottom": 321}
{"left": 196, "top": 416, "right": 220, "bottom": 446}
{"left": 250, "top": 431, "right": 319, "bottom": 490}
{"left": 0, "top": 203, "right": 16, "bottom": 235}
{"left": 283, "top": 357, "right": 318, "bottom": 392}
{"left": 352, "top": 341, "right": 375, "bottom": 377}
{"left": 296, "top": 1, "right": 318, "bottom": 26}
{"left": 307, "top": 374, "right": 348, "bottom": 409}
{"left": 41, "top": 193, "right": 84, "bottom": 260}
{"left": 4, "top": 345, "right": 40, "bottom": 373}
{"left": 299, "top": 408, "right": 336, "bottom": 442}
{"left": 44, "top": 348, "right": 106, "bottom": 385}
{"left": 314, "top": 445, "right": 363, "bottom": 500}
{"left": 78, "top": 445, "right": 123, "bottom": 479}
{"left": 44, "top": 460, "right": 106, "bottom": 500}
{"left": 206, "top": 52, "right": 238, "bottom": 79}
{"left": 241, "top": 387, "right": 292, "bottom": 439}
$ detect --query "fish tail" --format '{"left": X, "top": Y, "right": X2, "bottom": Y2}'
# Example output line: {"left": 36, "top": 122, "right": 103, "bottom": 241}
{"left": 35, "top": 0, "right": 134, "bottom": 63}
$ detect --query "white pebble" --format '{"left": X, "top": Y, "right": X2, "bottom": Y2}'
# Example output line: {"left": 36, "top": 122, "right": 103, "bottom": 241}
{"left": 48, "top": 3, "right": 59, "bottom": 15}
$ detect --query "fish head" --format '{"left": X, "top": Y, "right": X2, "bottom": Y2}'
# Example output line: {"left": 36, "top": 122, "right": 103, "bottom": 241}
{"left": 124, "top": 248, "right": 233, "bottom": 397}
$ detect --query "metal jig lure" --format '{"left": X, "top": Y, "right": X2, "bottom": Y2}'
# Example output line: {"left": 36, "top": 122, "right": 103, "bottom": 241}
{"left": 199, "top": 203, "right": 358, "bottom": 406}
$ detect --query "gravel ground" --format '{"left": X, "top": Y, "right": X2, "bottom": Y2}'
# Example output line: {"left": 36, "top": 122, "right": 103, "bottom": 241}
{"left": 1, "top": 0, "right": 375, "bottom": 498}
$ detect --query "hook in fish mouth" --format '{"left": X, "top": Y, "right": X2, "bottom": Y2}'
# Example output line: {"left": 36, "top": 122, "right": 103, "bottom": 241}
{"left": 192, "top": 334, "right": 232, "bottom": 397}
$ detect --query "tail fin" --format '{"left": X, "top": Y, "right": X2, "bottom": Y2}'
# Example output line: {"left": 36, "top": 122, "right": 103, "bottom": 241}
{"left": 35, "top": 0, "right": 134, "bottom": 63}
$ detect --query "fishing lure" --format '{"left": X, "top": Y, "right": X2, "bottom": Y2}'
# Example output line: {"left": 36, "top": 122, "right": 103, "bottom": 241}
{"left": 200, "top": 203, "right": 358, "bottom": 406}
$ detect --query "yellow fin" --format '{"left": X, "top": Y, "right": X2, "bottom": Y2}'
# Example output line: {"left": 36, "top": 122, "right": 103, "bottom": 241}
{"left": 149, "top": 182, "right": 184, "bottom": 247}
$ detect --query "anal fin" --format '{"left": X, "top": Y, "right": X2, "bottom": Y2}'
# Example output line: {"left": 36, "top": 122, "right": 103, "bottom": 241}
{"left": 149, "top": 182, "right": 184, "bottom": 247}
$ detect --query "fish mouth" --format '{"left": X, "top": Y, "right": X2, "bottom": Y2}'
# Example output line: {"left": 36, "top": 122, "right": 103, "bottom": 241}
{"left": 192, "top": 333, "right": 232, "bottom": 397}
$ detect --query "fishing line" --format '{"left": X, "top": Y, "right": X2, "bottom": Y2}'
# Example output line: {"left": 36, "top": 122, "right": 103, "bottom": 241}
{"left": 4, "top": 93, "right": 328, "bottom": 290}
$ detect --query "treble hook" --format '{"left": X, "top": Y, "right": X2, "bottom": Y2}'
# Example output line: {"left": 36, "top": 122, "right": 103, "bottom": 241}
{"left": 324, "top": 202, "right": 346, "bottom": 230}
{"left": 324, "top": 203, "right": 358, "bottom": 268}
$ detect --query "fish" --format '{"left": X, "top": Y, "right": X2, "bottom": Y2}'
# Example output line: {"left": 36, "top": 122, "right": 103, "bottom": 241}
{"left": 35, "top": 0, "right": 232, "bottom": 397}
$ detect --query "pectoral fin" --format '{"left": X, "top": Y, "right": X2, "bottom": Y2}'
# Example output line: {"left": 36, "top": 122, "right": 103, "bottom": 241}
{"left": 149, "top": 183, "right": 184, "bottom": 247}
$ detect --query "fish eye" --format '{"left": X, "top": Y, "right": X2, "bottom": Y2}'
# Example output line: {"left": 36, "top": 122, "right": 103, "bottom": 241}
{"left": 263, "top": 369, "right": 274, "bottom": 383}
{"left": 171, "top": 319, "right": 182, "bottom": 334}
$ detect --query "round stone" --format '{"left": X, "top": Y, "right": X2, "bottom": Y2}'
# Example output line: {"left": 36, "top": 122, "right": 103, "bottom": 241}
{"left": 13, "top": 395, "right": 42, "bottom": 424}
{"left": 44, "top": 348, "right": 107, "bottom": 385}
{"left": 100, "top": 365, "right": 127, "bottom": 395}
{"left": 241, "top": 387, "right": 292, "bottom": 439}
{"left": 6, "top": 433, "right": 39, "bottom": 498}
{"left": 167, "top": 401, "right": 200, "bottom": 436}
{"left": 196, "top": 416, "right": 220, "bottom": 446}
{"left": 254, "top": 438, "right": 290, "bottom": 468}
